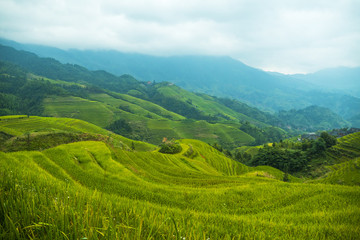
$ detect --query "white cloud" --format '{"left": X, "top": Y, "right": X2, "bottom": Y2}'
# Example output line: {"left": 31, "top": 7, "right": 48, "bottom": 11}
{"left": 0, "top": 0, "right": 359, "bottom": 73}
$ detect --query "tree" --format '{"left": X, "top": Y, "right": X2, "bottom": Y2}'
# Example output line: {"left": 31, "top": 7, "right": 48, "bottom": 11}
{"left": 310, "top": 138, "right": 326, "bottom": 155}
{"left": 159, "top": 139, "right": 182, "bottom": 154}
{"left": 320, "top": 132, "right": 337, "bottom": 148}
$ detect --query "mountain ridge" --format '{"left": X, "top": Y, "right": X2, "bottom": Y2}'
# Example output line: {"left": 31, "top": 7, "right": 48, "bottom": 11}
{"left": 1, "top": 38, "right": 359, "bottom": 126}
{"left": 0, "top": 44, "right": 353, "bottom": 138}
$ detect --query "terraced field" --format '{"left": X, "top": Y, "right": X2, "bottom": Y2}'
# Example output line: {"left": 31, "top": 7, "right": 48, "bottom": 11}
{"left": 43, "top": 95, "right": 255, "bottom": 147}
{"left": 1, "top": 116, "right": 360, "bottom": 239}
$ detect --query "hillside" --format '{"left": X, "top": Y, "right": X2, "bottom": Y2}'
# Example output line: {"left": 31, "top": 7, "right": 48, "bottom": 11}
{"left": 1, "top": 39, "right": 359, "bottom": 125}
{"left": 1, "top": 115, "right": 359, "bottom": 239}
{"left": 0, "top": 48, "right": 290, "bottom": 148}
{"left": 0, "top": 61, "right": 258, "bottom": 149}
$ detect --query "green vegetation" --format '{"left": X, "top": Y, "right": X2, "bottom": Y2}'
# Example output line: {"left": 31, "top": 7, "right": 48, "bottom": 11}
{"left": 251, "top": 146, "right": 307, "bottom": 173}
{"left": 277, "top": 105, "right": 350, "bottom": 132}
{"left": 1, "top": 116, "right": 360, "bottom": 239}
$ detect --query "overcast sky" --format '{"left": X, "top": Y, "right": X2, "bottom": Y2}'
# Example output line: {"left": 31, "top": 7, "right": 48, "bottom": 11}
{"left": 0, "top": 0, "right": 359, "bottom": 73}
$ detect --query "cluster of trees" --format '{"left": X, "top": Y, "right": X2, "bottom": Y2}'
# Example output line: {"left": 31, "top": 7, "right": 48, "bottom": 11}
{"left": 159, "top": 139, "right": 182, "bottom": 154}
{"left": 236, "top": 132, "right": 338, "bottom": 174}
{"left": 251, "top": 147, "right": 307, "bottom": 173}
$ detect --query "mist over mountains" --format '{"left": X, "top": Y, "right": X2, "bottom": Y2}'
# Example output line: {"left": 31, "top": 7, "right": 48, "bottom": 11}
{"left": 291, "top": 67, "right": 360, "bottom": 97}
{"left": 1, "top": 38, "right": 359, "bottom": 127}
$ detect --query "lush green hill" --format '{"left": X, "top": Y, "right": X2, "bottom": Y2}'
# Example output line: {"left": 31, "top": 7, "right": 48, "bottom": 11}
{"left": 1, "top": 116, "right": 359, "bottom": 239}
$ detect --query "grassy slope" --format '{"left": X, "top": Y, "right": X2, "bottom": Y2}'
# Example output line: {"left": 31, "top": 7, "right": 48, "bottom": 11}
{"left": 1, "top": 116, "right": 360, "bottom": 239}
{"left": 43, "top": 94, "right": 255, "bottom": 147}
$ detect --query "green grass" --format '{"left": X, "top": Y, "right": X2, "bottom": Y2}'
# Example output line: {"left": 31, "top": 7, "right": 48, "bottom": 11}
{"left": 1, "top": 117, "right": 360, "bottom": 239}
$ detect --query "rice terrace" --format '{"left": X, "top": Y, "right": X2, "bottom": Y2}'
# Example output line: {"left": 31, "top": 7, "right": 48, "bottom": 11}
{"left": 1, "top": 115, "right": 359, "bottom": 239}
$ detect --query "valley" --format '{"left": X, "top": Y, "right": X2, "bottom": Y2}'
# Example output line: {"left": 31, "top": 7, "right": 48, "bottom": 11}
{"left": 0, "top": 43, "right": 359, "bottom": 239}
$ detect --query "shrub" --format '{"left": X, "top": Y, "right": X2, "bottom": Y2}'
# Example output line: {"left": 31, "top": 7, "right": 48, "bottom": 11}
{"left": 159, "top": 139, "right": 182, "bottom": 154}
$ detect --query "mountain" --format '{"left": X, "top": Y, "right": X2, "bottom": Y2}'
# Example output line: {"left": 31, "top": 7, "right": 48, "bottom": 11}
{"left": 1, "top": 38, "right": 359, "bottom": 126}
{"left": 292, "top": 67, "right": 360, "bottom": 97}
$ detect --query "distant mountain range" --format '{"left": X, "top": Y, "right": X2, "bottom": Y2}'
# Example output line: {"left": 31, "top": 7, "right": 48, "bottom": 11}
{"left": 291, "top": 67, "right": 360, "bottom": 97}
{"left": 0, "top": 38, "right": 359, "bottom": 127}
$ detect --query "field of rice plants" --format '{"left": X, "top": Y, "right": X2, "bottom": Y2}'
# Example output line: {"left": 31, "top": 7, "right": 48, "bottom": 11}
{"left": 1, "top": 116, "right": 360, "bottom": 239}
